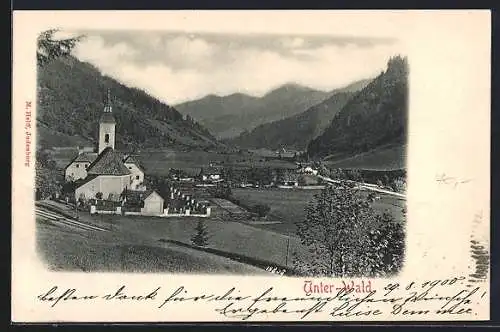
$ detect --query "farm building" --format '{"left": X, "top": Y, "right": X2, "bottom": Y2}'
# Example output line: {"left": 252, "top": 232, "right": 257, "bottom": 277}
{"left": 122, "top": 189, "right": 165, "bottom": 215}
{"left": 64, "top": 152, "right": 98, "bottom": 181}
{"left": 199, "top": 166, "right": 223, "bottom": 182}
{"left": 123, "top": 155, "right": 146, "bottom": 191}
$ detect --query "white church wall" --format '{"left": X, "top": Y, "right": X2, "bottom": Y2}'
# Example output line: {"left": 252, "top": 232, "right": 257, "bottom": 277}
{"left": 98, "top": 122, "right": 116, "bottom": 154}
{"left": 75, "top": 174, "right": 130, "bottom": 201}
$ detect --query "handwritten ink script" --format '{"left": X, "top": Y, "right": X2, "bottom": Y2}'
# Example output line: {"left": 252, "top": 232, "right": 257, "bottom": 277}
{"left": 36, "top": 276, "right": 488, "bottom": 321}
{"left": 435, "top": 173, "right": 472, "bottom": 188}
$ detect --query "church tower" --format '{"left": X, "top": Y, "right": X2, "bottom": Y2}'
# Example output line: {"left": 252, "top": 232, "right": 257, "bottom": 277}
{"left": 98, "top": 89, "right": 116, "bottom": 154}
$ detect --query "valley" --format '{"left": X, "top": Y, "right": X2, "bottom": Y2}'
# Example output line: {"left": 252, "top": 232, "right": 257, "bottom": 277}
{"left": 36, "top": 46, "right": 408, "bottom": 276}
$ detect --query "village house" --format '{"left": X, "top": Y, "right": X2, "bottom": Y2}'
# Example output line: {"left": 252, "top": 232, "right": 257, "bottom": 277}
{"left": 199, "top": 166, "right": 223, "bottom": 182}
{"left": 123, "top": 155, "right": 146, "bottom": 190}
{"left": 297, "top": 166, "right": 318, "bottom": 176}
{"left": 64, "top": 152, "right": 98, "bottom": 181}
{"left": 121, "top": 189, "right": 164, "bottom": 215}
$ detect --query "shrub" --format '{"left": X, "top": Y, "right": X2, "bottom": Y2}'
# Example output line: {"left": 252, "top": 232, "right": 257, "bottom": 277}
{"left": 252, "top": 204, "right": 271, "bottom": 217}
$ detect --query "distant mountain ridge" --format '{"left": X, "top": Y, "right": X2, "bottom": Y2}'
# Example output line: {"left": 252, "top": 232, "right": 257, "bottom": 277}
{"left": 37, "top": 56, "right": 221, "bottom": 151}
{"left": 175, "top": 83, "right": 335, "bottom": 139}
{"left": 308, "top": 56, "right": 409, "bottom": 162}
{"left": 227, "top": 78, "right": 372, "bottom": 150}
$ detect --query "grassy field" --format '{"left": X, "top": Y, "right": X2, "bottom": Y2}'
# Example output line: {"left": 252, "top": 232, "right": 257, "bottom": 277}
{"left": 36, "top": 216, "right": 268, "bottom": 274}
{"left": 324, "top": 144, "right": 407, "bottom": 171}
{"left": 231, "top": 187, "right": 406, "bottom": 235}
{"left": 37, "top": 202, "right": 314, "bottom": 271}
{"left": 139, "top": 149, "right": 296, "bottom": 176}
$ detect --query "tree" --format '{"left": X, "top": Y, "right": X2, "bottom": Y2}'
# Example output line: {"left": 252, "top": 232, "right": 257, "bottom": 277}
{"left": 35, "top": 150, "right": 60, "bottom": 200}
{"left": 365, "top": 213, "right": 405, "bottom": 276}
{"left": 191, "top": 220, "right": 209, "bottom": 247}
{"left": 37, "top": 29, "right": 84, "bottom": 67}
{"left": 294, "top": 181, "right": 404, "bottom": 277}
{"left": 211, "top": 182, "right": 232, "bottom": 199}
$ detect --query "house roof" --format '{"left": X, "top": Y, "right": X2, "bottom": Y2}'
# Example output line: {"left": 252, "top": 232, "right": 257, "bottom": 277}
{"left": 123, "top": 155, "right": 139, "bottom": 164}
{"left": 86, "top": 147, "right": 131, "bottom": 176}
{"left": 65, "top": 152, "right": 98, "bottom": 170}
{"left": 124, "top": 189, "right": 163, "bottom": 206}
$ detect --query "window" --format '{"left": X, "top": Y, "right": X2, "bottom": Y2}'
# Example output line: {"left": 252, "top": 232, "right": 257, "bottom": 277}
{"left": 76, "top": 164, "right": 79, "bottom": 168}
{"left": 105, "top": 134, "right": 109, "bottom": 143}
{"left": 136, "top": 175, "right": 140, "bottom": 180}
{"left": 85, "top": 164, "right": 89, "bottom": 169}
{"left": 128, "top": 166, "right": 132, "bottom": 169}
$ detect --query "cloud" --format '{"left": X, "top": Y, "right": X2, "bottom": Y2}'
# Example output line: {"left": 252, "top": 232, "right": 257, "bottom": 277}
{"left": 281, "top": 37, "right": 305, "bottom": 48}
{"left": 72, "top": 32, "right": 403, "bottom": 104}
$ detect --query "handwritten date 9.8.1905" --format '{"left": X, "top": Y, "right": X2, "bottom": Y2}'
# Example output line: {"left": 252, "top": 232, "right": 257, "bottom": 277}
{"left": 36, "top": 276, "right": 487, "bottom": 320}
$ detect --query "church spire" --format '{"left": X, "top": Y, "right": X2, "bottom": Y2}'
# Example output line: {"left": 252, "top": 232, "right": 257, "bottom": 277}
{"left": 104, "top": 88, "right": 112, "bottom": 113}
{"left": 98, "top": 88, "right": 116, "bottom": 153}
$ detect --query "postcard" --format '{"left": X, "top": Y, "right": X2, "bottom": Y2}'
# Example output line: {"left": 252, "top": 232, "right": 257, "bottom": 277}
{"left": 12, "top": 10, "right": 491, "bottom": 322}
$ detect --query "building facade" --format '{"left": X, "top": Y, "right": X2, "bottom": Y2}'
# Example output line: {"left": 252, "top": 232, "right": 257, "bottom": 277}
{"left": 123, "top": 155, "right": 145, "bottom": 190}
{"left": 64, "top": 152, "right": 98, "bottom": 181}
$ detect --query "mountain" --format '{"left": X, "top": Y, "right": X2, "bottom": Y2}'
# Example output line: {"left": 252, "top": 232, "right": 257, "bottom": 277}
{"left": 228, "top": 78, "right": 372, "bottom": 150}
{"left": 307, "top": 56, "right": 409, "bottom": 163}
{"left": 175, "top": 83, "right": 333, "bottom": 139}
{"left": 36, "top": 56, "right": 221, "bottom": 151}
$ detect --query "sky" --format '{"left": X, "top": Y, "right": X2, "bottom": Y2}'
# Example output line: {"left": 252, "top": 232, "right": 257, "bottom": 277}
{"left": 67, "top": 30, "right": 404, "bottom": 105}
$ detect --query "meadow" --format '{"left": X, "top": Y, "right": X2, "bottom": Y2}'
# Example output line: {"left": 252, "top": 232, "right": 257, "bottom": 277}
{"left": 37, "top": 203, "right": 314, "bottom": 272}
{"left": 36, "top": 217, "right": 265, "bottom": 274}
{"left": 231, "top": 187, "right": 406, "bottom": 235}
{"left": 138, "top": 149, "right": 297, "bottom": 176}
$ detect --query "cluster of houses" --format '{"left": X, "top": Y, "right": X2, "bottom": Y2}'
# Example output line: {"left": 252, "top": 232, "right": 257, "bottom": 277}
{"left": 63, "top": 90, "right": 210, "bottom": 217}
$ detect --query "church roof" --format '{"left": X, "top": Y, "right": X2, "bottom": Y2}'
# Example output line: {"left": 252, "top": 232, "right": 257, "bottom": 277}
{"left": 86, "top": 147, "right": 131, "bottom": 176}
{"left": 100, "top": 112, "right": 116, "bottom": 124}
{"left": 74, "top": 174, "right": 99, "bottom": 189}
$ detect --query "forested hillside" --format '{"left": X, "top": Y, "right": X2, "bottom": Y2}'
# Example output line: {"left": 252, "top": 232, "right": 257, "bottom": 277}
{"left": 229, "top": 91, "right": 354, "bottom": 150}
{"left": 37, "top": 56, "right": 221, "bottom": 150}
{"left": 308, "top": 56, "right": 408, "bottom": 160}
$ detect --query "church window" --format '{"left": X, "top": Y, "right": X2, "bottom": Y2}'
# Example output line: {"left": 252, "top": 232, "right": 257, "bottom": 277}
{"left": 105, "top": 134, "right": 110, "bottom": 143}
{"left": 76, "top": 164, "right": 80, "bottom": 168}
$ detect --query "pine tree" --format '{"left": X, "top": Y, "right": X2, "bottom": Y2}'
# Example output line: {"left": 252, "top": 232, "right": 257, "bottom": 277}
{"left": 37, "top": 29, "right": 84, "bottom": 67}
{"left": 191, "top": 220, "right": 209, "bottom": 247}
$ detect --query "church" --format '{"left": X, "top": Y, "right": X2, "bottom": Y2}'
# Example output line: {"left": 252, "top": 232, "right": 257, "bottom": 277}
{"left": 66, "top": 90, "right": 146, "bottom": 202}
